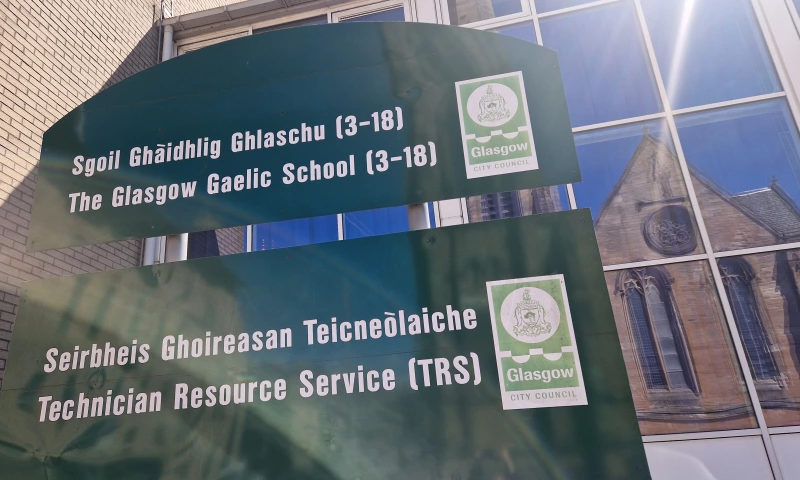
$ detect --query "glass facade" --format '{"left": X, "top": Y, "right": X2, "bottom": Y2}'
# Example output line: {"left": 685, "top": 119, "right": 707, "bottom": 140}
{"left": 489, "top": 21, "right": 537, "bottom": 42}
{"left": 447, "top": 0, "right": 524, "bottom": 25}
{"left": 605, "top": 262, "right": 757, "bottom": 435}
{"left": 539, "top": 1, "right": 662, "bottom": 127}
{"left": 253, "top": 216, "right": 339, "bottom": 251}
{"left": 675, "top": 100, "right": 800, "bottom": 252}
{"left": 177, "top": 0, "right": 800, "bottom": 474}
{"left": 482, "top": 0, "right": 800, "bottom": 446}
{"left": 639, "top": 0, "right": 780, "bottom": 109}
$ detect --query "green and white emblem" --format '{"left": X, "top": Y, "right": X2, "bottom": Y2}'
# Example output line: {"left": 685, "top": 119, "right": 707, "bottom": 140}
{"left": 455, "top": 72, "right": 538, "bottom": 179}
{"left": 486, "top": 274, "right": 587, "bottom": 410}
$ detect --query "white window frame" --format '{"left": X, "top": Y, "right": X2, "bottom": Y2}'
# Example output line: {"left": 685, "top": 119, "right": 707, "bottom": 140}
{"left": 249, "top": 11, "right": 331, "bottom": 32}
{"left": 175, "top": 29, "right": 251, "bottom": 56}
{"left": 331, "top": 0, "right": 415, "bottom": 22}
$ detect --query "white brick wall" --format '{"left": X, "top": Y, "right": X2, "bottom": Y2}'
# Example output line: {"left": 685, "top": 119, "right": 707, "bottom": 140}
{"left": 0, "top": 0, "right": 239, "bottom": 386}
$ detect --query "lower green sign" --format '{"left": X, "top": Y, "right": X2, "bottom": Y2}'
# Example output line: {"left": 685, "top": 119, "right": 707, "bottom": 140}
{"left": 0, "top": 210, "right": 649, "bottom": 479}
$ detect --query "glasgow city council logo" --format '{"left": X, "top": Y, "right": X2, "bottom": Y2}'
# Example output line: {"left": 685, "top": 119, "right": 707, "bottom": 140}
{"left": 500, "top": 287, "right": 560, "bottom": 343}
{"left": 455, "top": 71, "right": 539, "bottom": 179}
{"left": 486, "top": 275, "right": 587, "bottom": 410}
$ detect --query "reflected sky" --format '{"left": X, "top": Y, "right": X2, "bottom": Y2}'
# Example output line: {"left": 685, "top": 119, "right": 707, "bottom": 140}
{"left": 254, "top": 215, "right": 339, "bottom": 251}
{"left": 540, "top": 1, "right": 662, "bottom": 127}
{"left": 640, "top": 0, "right": 780, "bottom": 109}
{"left": 535, "top": 0, "right": 597, "bottom": 13}
{"left": 344, "top": 206, "right": 409, "bottom": 239}
{"left": 491, "top": 21, "right": 537, "bottom": 43}
{"left": 676, "top": 100, "right": 800, "bottom": 203}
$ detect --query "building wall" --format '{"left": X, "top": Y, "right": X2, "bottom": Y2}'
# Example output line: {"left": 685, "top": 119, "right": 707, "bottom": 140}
{"left": 0, "top": 0, "right": 239, "bottom": 386}
{"left": 594, "top": 135, "right": 703, "bottom": 265}
{"left": 693, "top": 178, "right": 779, "bottom": 253}
{"left": 606, "top": 263, "right": 757, "bottom": 435}
{"left": 740, "top": 249, "right": 800, "bottom": 427}
{"left": 217, "top": 226, "right": 245, "bottom": 256}
{"left": 590, "top": 131, "right": 800, "bottom": 435}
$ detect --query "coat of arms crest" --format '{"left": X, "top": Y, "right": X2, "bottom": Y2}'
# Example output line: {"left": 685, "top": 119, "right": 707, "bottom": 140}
{"left": 477, "top": 85, "right": 512, "bottom": 123}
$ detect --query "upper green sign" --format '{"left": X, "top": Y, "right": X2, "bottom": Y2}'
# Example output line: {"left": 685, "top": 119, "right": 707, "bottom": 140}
{"left": 29, "top": 23, "right": 579, "bottom": 251}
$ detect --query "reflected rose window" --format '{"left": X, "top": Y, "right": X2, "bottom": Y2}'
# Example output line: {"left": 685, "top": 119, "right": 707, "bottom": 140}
{"left": 643, "top": 206, "right": 697, "bottom": 256}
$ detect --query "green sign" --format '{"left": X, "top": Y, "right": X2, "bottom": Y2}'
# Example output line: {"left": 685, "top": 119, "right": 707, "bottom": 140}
{"left": 29, "top": 22, "right": 579, "bottom": 251}
{"left": 0, "top": 210, "right": 649, "bottom": 479}
{"left": 487, "top": 275, "right": 587, "bottom": 409}
{"left": 456, "top": 72, "right": 537, "bottom": 178}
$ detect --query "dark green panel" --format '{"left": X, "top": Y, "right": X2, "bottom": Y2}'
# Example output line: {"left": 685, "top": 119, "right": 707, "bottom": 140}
{"left": 1, "top": 210, "right": 649, "bottom": 479}
{"left": 29, "top": 23, "right": 579, "bottom": 251}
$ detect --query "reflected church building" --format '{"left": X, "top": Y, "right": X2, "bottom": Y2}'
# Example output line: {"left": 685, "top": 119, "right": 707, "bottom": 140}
{"left": 469, "top": 132, "right": 800, "bottom": 435}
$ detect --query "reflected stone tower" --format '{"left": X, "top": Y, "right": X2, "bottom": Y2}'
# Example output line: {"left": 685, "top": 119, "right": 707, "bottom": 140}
{"left": 447, "top": 0, "right": 496, "bottom": 25}
{"left": 467, "top": 186, "right": 563, "bottom": 222}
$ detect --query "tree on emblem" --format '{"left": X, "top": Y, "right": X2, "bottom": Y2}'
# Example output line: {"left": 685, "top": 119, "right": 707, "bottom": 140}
{"left": 477, "top": 84, "right": 511, "bottom": 123}
{"left": 513, "top": 289, "right": 552, "bottom": 337}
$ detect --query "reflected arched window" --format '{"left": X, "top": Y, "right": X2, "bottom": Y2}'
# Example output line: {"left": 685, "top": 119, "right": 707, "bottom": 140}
{"left": 620, "top": 268, "right": 697, "bottom": 392}
{"left": 718, "top": 258, "right": 780, "bottom": 382}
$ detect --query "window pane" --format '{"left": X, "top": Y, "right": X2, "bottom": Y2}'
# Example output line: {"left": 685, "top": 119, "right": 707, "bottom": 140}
{"left": 465, "top": 186, "right": 569, "bottom": 222}
{"left": 717, "top": 250, "right": 800, "bottom": 427}
{"left": 572, "top": 121, "right": 703, "bottom": 266}
{"left": 540, "top": 1, "right": 662, "bottom": 127}
{"left": 645, "top": 284, "right": 689, "bottom": 389}
{"left": 675, "top": 99, "right": 800, "bottom": 252}
{"left": 253, "top": 16, "right": 327, "bottom": 34}
{"left": 535, "top": 0, "right": 597, "bottom": 13}
{"left": 447, "top": 0, "right": 523, "bottom": 26}
{"left": 641, "top": 0, "right": 780, "bottom": 109}
{"left": 606, "top": 262, "right": 757, "bottom": 435}
{"left": 341, "top": 8, "right": 405, "bottom": 22}
{"left": 490, "top": 21, "right": 536, "bottom": 43}
{"left": 626, "top": 285, "right": 669, "bottom": 390}
{"left": 188, "top": 231, "right": 219, "bottom": 259}
{"left": 253, "top": 216, "right": 339, "bottom": 251}
{"left": 344, "top": 206, "right": 409, "bottom": 239}
{"left": 427, "top": 202, "right": 437, "bottom": 228}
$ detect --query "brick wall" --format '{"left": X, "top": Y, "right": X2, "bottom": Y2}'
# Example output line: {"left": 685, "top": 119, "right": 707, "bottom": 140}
{"left": 0, "top": 0, "right": 236, "bottom": 386}
{"left": 173, "top": 0, "right": 232, "bottom": 16}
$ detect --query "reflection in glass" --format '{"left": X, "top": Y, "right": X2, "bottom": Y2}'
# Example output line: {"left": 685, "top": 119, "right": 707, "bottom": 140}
{"left": 640, "top": 0, "right": 780, "bottom": 109}
{"left": 253, "top": 16, "right": 327, "bottom": 34}
{"left": 622, "top": 268, "right": 696, "bottom": 392}
{"left": 344, "top": 206, "right": 409, "bottom": 239}
{"left": 253, "top": 216, "right": 339, "bottom": 251}
{"left": 465, "top": 186, "right": 568, "bottom": 222}
{"left": 341, "top": 8, "right": 405, "bottom": 22}
{"left": 675, "top": 99, "right": 800, "bottom": 252}
{"left": 606, "top": 262, "right": 757, "bottom": 435}
{"left": 534, "top": 0, "right": 598, "bottom": 13}
{"left": 539, "top": 2, "right": 662, "bottom": 127}
{"left": 446, "top": 0, "right": 523, "bottom": 26}
{"left": 188, "top": 231, "right": 220, "bottom": 259}
{"left": 717, "top": 251, "right": 800, "bottom": 427}
{"left": 490, "top": 21, "right": 536, "bottom": 43}
{"left": 719, "top": 258, "right": 780, "bottom": 382}
{"left": 572, "top": 121, "right": 702, "bottom": 266}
